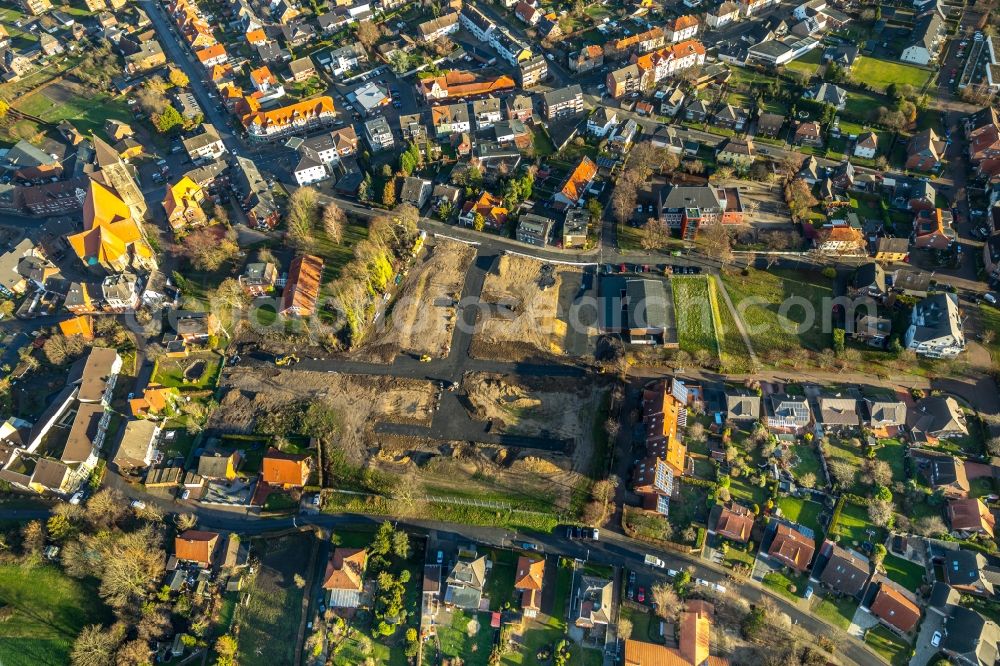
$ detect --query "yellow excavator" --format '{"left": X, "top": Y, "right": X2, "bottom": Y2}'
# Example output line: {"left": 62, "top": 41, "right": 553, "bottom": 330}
{"left": 275, "top": 354, "right": 300, "bottom": 366}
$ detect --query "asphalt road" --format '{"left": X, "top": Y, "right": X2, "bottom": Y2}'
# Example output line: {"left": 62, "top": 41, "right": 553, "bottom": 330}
{"left": 0, "top": 497, "right": 876, "bottom": 666}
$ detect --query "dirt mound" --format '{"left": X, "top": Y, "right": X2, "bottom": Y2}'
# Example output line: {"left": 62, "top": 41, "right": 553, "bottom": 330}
{"left": 516, "top": 457, "right": 563, "bottom": 475}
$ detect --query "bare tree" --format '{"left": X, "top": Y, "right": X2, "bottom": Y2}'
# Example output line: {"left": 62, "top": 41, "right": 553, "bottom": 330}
{"left": 913, "top": 515, "right": 947, "bottom": 537}
{"left": 85, "top": 488, "right": 129, "bottom": 529}
{"left": 861, "top": 459, "right": 892, "bottom": 487}
{"left": 323, "top": 202, "right": 347, "bottom": 244}
{"left": 175, "top": 513, "right": 198, "bottom": 531}
{"left": 698, "top": 224, "right": 733, "bottom": 265}
{"left": 641, "top": 217, "right": 670, "bottom": 251}
{"left": 868, "top": 499, "right": 894, "bottom": 528}
{"left": 611, "top": 179, "right": 638, "bottom": 225}
{"left": 827, "top": 459, "right": 856, "bottom": 488}
{"left": 356, "top": 20, "right": 379, "bottom": 48}
{"left": 287, "top": 187, "right": 319, "bottom": 249}
{"left": 71, "top": 624, "right": 123, "bottom": 666}
{"left": 618, "top": 617, "right": 633, "bottom": 640}
{"left": 651, "top": 583, "right": 682, "bottom": 621}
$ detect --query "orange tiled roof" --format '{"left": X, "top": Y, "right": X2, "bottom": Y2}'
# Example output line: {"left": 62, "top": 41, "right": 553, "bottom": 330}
{"left": 195, "top": 43, "right": 226, "bottom": 63}
{"left": 175, "top": 530, "right": 219, "bottom": 565}
{"left": 210, "top": 63, "right": 233, "bottom": 82}
{"left": 869, "top": 584, "right": 922, "bottom": 633}
{"left": 322, "top": 548, "right": 366, "bottom": 591}
{"left": 261, "top": 447, "right": 311, "bottom": 486}
{"left": 280, "top": 254, "right": 324, "bottom": 316}
{"left": 420, "top": 71, "right": 516, "bottom": 99}
{"left": 514, "top": 556, "right": 545, "bottom": 591}
{"left": 559, "top": 156, "right": 597, "bottom": 204}
{"left": 59, "top": 315, "right": 94, "bottom": 340}
{"left": 768, "top": 522, "right": 815, "bottom": 571}
{"left": 246, "top": 28, "right": 267, "bottom": 43}
{"left": 671, "top": 15, "right": 699, "bottom": 31}
{"left": 242, "top": 96, "right": 335, "bottom": 131}
{"left": 613, "top": 27, "right": 663, "bottom": 51}
{"left": 67, "top": 181, "right": 149, "bottom": 267}
{"left": 250, "top": 65, "right": 276, "bottom": 88}
{"left": 464, "top": 191, "right": 508, "bottom": 227}
{"left": 129, "top": 385, "right": 174, "bottom": 417}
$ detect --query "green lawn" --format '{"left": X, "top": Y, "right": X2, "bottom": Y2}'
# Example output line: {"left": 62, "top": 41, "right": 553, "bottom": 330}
{"left": 777, "top": 497, "right": 824, "bottom": 538}
{"left": 976, "top": 304, "right": 1000, "bottom": 365}
{"left": 790, "top": 442, "right": 824, "bottom": 483}
{"left": 710, "top": 276, "right": 753, "bottom": 373}
{"left": 617, "top": 222, "right": 644, "bottom": 252}
{"left": 436, "top": 610, "right": 493, "bottom": 666}
{"left": 237, "top": 535, "right": 312, "bottom": 666}
{"left": 842, "top": 88, "right": 892, "bottom": 125}
{"left": 784, "top": 48, "right": 824, "bottom": 77}
{"left": 829, "top": 502, "right": 885, "bottom": 547}
{"left": 486, "top": 549, "right": 518, "bottom": 611}
{"left": 151, "top": 352, "right": 223, "bottom": 390}
{"left": 12, "top": 83, "right": 136, "bottom": 142}
{"left": 811, "top": 594, "right": 858, "bottom": 631}
{"left": 824, "top": 437, "right": 866, "bottom": 492}
{"left": 721, "top": 269, "right": 834, "bottom": 353}
{"left": 882, "top": 554, "right": 926, "bottom": 591}
{"left": 865, "top": 624, "right": 911, "bottom": 666}
{"left": 0, "top": 564, "right": 112, "bottom": 666}
{"left": 762, "top": 570, "right": 807, "bottom": 602}
{"left": 875, "top": 439, "right": 907, "bottom": 485}
{"left": 852, "top": 56, "right": 934, "bottom": 92}
{"left": 672, "top": 276, "right": 719, "bottom": 356}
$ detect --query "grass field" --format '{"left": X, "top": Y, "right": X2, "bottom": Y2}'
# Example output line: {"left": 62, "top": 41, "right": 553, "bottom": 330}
{"left": 762, "top": 570, "right": 806, "bottom": 602}
{"left": 436, "top": 609, "right": 493, "bottom": 666}
{"left": 0, "top": 564, "right": 112, "bottom": 666}
{"left": 790, "top": 442, "right": 824, "bottom": 483}
{"left": 11, "top": 82, "right": 135, "bottom": 140}
{"left": 883, "top": 554, "right": 926, "bottom": 591}
{"left": 152, "top": 352, "right": 223, "bottom": 390}
{"left": 829, "top": 502, "right": 885, "bottom": 547}
{"left": 865, "top": 624, "right": 911, "bottom": 665}
{"left": 672, "top": 276, "right": 719, "bottom": 356}
{"left": 709, "top": 276, "right": 753, "bottom": 373}
{"left": 977, "top": 304, "right": 1000, "bottom": 365}
{"left": 811, "top": 594, "right": 858, "bottom": 631}
{"left": 721, "top": 269, "right": 833, "bottom": 354}
{"left": 875, "top": 439, "right": 907, "bottom": 484}
{"left": 852, "top": 57, "right": 934, "bottom": 92}
{"left": 236, "top": 534, "right": 313, "bottom": 666}
{"left": 777, "top": 497, "right": 825, "bottom": 538}
{"left": 785, "top": 48, "right": 824, "bottom": 77}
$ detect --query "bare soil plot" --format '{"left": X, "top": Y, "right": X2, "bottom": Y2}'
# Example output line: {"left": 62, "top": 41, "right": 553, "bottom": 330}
{"left": 362, "top": 240, "right": 475, "bottom": 361}
{"left": 211, "top": 367, "right": 436, "bottom": 463}
{"left": 471, "top": 254, "right": 592, "bottom": 361}
{"left": 462, "top": 372, "right": 593, "bottom": 439}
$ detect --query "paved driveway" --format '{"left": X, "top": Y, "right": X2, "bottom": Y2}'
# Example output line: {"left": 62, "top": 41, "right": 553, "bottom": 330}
{"left": 910, "top": 609, "right": 946, "bottom": 666}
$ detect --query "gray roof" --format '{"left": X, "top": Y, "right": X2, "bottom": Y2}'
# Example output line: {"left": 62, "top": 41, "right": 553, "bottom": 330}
{"left": 659, "top": 185, "right": 722, "bottom": 212}
{"left": 908, "top": 396, "right": 968, "bottom": 437}
{"left": 726, "top": 391, "right": 761, "bottom": 421}
{"left": 910, "top": 13, "right": 943, "bottom": 51}
{"left": 908, "top": 292, "right": 963, "bottom": 347}
{"left": 769, "top": 394, "right": 811, "bottom": 426}
{"left": 864, "top": 399, "right": 906, "bottom": 426}
{"left": 400, "top": 176, "right": 430, "bottom": 204}
{"left": 818, "top": 396, "right": 859, "bottom": 426}
{"left": 853, "top": 262, "right": 886, "bottom": 292}
{"left": 542, "top": 84, "right": 582, "bottom": 108}
{"left": 944, "top": 605, "right": 1000, "bottom": 665}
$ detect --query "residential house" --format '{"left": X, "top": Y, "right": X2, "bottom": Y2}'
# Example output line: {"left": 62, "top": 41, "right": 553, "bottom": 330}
{"left": 182, "top": 124, "right": 227, "bottom": 163}
{"left": 562, "top": 208, "right": 588, "bottom": 249}
{"left": 985, "top": 233, "right": 1000, "bottom": 283}
{"left": 875, "top": 237, "right": 910, "bottom": 263}
{"left": 716, "top": 137, "right": 755, "bottom": 169}
{"left": 322, "top": 548, "right": 367, "bottom": 608}
{"left": 195, "top": 44, "right": 228, "bottom": 69}
{"left": 515, "top": 213, "right": 553, "bottom": 247}
{"left": 804, "top": 82, "right": 848, "bottom": 110}
{"left": 572, "top": 575, "right": 613, "bottom": 630}
{"left": 505, "top": 95, "right": 533, "bottom": 123}
{"left": 867, "top": 580, "right": 922, "bottom": 635}
{"left": 262, "top": 448, "right": 311, "bottom": 488}
{"left": 162, "top": 176, "right": 208, "bottom": 231}
{"left": 587, "top": 108, "right": 619, "bottom": 140}
{"left": 175, "top": 530, "right": 220, "bottom": 568}
{"left": 815, "top": 540, "right": 870, "bottom": 598}
{"left": 281, "top": 21, "right": 316, "bottom": 49}
{"left": 863, "top": 399, "right": 907, "bottom": 436}
{"left": 417, "top": 12, "right": 459, "bottom": 42}
{"left": 659, "top": 86, "right": 686, "bottom": 117}
{"left": 942, "top": 606, "right": 1000, "bottom": 664}
{"left": 706, "top": 1, "right": 740, "bottom": 27}
{"left": 399, "top": 114, "right": 428, "bottom": 143}
{"left": 472, "top": 97, "right": 502, "bottom": 129}
{"left": 570, "top": 45, "right": 603, "bottom": 73}
{"left": 948, "top": 498, "right": 996, "bottom": 538}
{"left": 904, "top": 293, "right": 964, "bottom": 358}
{"left": 855, "top": 132, "right": 878, "bottom": 159}
{"left": 513, "top": 556, "right": 544, "bottom": 618}
{"left": 608, "top": 119, "right": 638, "bottom": 154}
{"left": 632, "top": 455, "right": 675, "bottom": 516}
{"left": 623, "top": 600, "right": 729, "bottom": 665}
{"left": 101, "top": 272, "right": 141, "bottom": 312}
{"left": 279, "top": 254, "right": 324, "bottom": 317}
{"left": 129, "top": 385, "right": 177, "bottom": 419}
{"left": 666, "top": 15, "right": 699, "bottom": 42}
{"left": 460, "top": 192, "right": 507, "bottom": 229}
{"left": 818, "top": 395, "right": 860, "bottom": 433}
{"left": 363, "top": 116, "right": 394, "bottom": 152}
{"left": 913, "top": 207, "right": 956, "bottom": 249}
{"left": 432, "top": 103, "right": 471, "bottom": 137}
{"left": 232, "top": 157, "right": 279, "bottom": 229}
{"left": 641, "top": 382, "right": 687, "bottom": 477}
{"left": 815, "top": 225, "right": 866, "bottom": 255}
{"left": 794, "top": 121, "right": 823, "bottom": 146}
{"left": 59, "top": 315, "right": 94, "bottom": 341}
{"left": 608, "top": 40, "right": 707, "bottom": 98}
{"left": 766, "top": 393, "right": 811, "bottom": 433}
{"left": 928, "top": 455, "right": 971, "bottom": 498}
{"left": 38, "top": 33, "right": 62, "bottom": 56}
{"left": 714, "top": 104, "right": 748, "bottom": 131}
{"left": 444, "top": 554, "right": 489, "bottom": 609}
{"left": 900, "top": 13, "right": 944, "bottom": 65}
{"left": 197, "top": 451, "right": 241, "bottom": 481}
{"left": 111, "top": 419, "right": 160, "bottom": 472}
{"left": 287, "top": 56, "right": 315, "bottom": 82}
{"left": 685, "top": 99, "right": 710, "bottom": 122}
{"left": 851, "top": 263, "right": 887, "bottom": 300}
{"left": 517, "top": 55, "right": 547, "bottom": 88}
{"left": 327, "top": 44, "right": 365, "bottom": 76}
{"left": 239, "top": 262, "right": 278, "bottom": 297}
{"left": 711, "top": 503, "right": 754, "bottom": 543}
{"left": 400, "top": 177, "right": 432, "bottom": 209}
{"left": 542, "top": 85, "right": 584, "bottom": 121}
{"left": 725, "top": 390, "right": 760, "bottom": 423}
{"left": 418, "top": 71, "right": 516, "bottom": 101}
{"left": 967, "top": 106, "right": 1000, "bottom": 162}
{"left": 757, "top": 112, "right": 785, "bottom": 137}
{"left": 553, "top": 157, "right": 597, "bottom": 209}
{"left": 767, "top": 521, "right": 816, "bottom": 572}
{"left": 906, "top": 128, "right": 947, "bottom": 171}
{"left": 937, "top": 549, "right": 995, "bottom": 597}
{"left": 514, "top": 1, "right": 539, "bottom": 25}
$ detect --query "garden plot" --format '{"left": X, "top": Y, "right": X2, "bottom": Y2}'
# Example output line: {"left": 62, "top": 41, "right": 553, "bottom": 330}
{"left": 364, "top": 240, "right": 475, "bottom": 360}
{"left": 472, "top": 254, "right": 593, "bottom": 360}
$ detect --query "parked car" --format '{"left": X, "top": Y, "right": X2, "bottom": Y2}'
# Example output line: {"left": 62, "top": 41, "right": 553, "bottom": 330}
{"left": 69, "top": 491, "right": 84, "bottom": 505}
{"left": 804, "top": 585, "right": 814, "bottom": 599}
{"left": 931, "top": 631, "right": 942, "bottom": 647}
{"left": 514, "top": 540, "right": 540, "bottom": 551}
{"left": 636, "top": 587, "right": 645, "bottom": 603}
{"left": 130, "top": 500, "right": 146, "bottom": 510}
